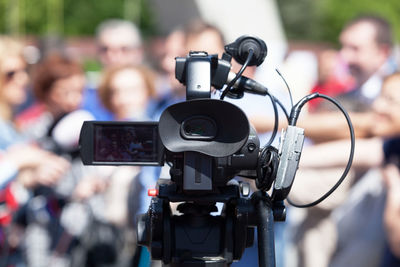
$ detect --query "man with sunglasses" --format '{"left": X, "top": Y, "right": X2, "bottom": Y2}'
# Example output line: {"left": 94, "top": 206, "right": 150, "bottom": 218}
{"left": 96, "top": 19, "right": 144, "bottom": 68}
{"left": 82, "top": 19, "right": 144, "bottom": 120}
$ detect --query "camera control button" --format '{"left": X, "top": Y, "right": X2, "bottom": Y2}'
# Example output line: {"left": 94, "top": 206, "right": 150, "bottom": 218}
{"left": 240, "top": 182, "right": 250, "bottom": 197}
{"left": 247, "top": 143, "right": 256, "bottom": 152}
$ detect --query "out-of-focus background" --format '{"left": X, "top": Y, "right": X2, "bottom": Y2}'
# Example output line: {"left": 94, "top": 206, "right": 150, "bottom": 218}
{"left": 3, "top": 0, "right": 399, "bottom": 73}
{"left": 2, "top": 1, "right": 400, "bottom": 267}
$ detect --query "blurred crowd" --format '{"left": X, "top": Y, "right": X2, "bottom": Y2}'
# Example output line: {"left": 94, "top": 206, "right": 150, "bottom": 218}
{"left": 0, "top": 13, "right": 399, "bottom": 267}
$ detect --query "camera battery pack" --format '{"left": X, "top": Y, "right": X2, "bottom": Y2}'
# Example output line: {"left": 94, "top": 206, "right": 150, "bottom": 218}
{"left": 273, "top": 126, "right": 305, "bottom": 201}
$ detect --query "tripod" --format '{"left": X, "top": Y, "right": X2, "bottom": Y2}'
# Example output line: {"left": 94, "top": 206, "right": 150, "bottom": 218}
{"left": 137, "top": 179, "right": 284, "bottom": 267}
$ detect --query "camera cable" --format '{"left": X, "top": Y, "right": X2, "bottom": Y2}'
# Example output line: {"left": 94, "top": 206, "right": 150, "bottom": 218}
{"left": 276, "top": 68, "right": 294, "bottom": 109}
{"left": 264, "top": 92, "right": 279, "bottom": 148}
{"left": 255, "top": 92, "right": 280, "bottom": 191}
{"left": 286, "top": 93, "right": 355, "bottom": 208}
{"left": 220, "top": 49, "right": 254, "bottom": 100}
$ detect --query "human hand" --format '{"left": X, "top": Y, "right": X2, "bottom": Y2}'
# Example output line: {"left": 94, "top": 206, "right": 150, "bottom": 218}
{"left": 9, "top": 145, "right": 70, "bottom": 187}
{"left": 5, "top": 144, "right": 47, "bottom": 169}
{"left": 73, "top": 176, "right": 108, "bottom": 201}
{"left": 32, "top": 154, "right": 70, "bottom": 186}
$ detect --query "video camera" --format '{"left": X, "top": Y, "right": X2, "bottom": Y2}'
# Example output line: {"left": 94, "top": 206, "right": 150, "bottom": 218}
{"left": 79, "top": 36, "right": 354, "bottom": 267}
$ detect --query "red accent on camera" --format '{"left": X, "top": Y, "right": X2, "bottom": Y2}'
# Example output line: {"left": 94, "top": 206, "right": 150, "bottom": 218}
{"left": 148, "top": 189, "right": 159, "bottom": 197}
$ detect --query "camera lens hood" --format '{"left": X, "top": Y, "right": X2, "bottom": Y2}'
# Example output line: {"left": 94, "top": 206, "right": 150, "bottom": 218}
{"left": 159, "top": 99, "right": 249, "bottom": 157}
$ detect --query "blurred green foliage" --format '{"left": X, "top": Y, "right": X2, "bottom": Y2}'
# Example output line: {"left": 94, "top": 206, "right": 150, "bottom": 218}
{"left": 1, "top": 0, "right": 399, "bottom": 45}
{"left": 64, "top": 0, "right": 157, "bottom": 37}
{"left": 278, "top": 0, "right": 400, "bottom": 44}
{"left": 0, "top": 0, "right": 157, "bottom": 37}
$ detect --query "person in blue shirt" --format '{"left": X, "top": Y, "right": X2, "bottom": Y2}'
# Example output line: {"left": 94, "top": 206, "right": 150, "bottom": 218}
{"left": 0, "top": 36, "right": 69, "bottom": 190}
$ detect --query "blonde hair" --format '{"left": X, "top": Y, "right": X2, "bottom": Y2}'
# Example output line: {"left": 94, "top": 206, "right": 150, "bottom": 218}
{"left": 98, "top": 65, "right": 156, "bottom": 114}
{"left": 0, "top": 35, "right": 24, "bottom": 59}
{"left": 0, "top": 36, "right": 25, "bottom": 119}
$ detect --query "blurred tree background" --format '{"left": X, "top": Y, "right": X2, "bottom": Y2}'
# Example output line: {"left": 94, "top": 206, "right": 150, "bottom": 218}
{"left": 0, "top": 0, "right": 157, "bottom": 37}
{"left": 0, "top": 0, "right": 398, "bottom": 43}
{"left": 278, "top": 0, "right": 400, "bottom": 44}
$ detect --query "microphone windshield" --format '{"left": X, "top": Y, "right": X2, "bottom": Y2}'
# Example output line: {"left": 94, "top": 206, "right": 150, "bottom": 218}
{"left": 224, "top": 35, "right": 267, "bottom": 66}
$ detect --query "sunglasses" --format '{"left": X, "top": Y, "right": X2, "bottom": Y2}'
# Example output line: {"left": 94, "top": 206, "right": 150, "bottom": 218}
{"left": 4, "top": 68, "right": 27, "bottom": 81}
{"left": 99, "top": 45, "right": 135, "bottom": 54}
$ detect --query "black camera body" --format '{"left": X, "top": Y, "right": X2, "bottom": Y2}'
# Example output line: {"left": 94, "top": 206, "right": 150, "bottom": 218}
{"left": 79, "top": 98, "right": 260, "bottom": 192}
{"left": 80, "top": 36, "right": 303, "bottom": 267}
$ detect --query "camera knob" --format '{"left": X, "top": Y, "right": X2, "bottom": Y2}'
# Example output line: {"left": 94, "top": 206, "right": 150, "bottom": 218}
{"left": 247, "top": 143, "right": 257, "bottom": 152}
